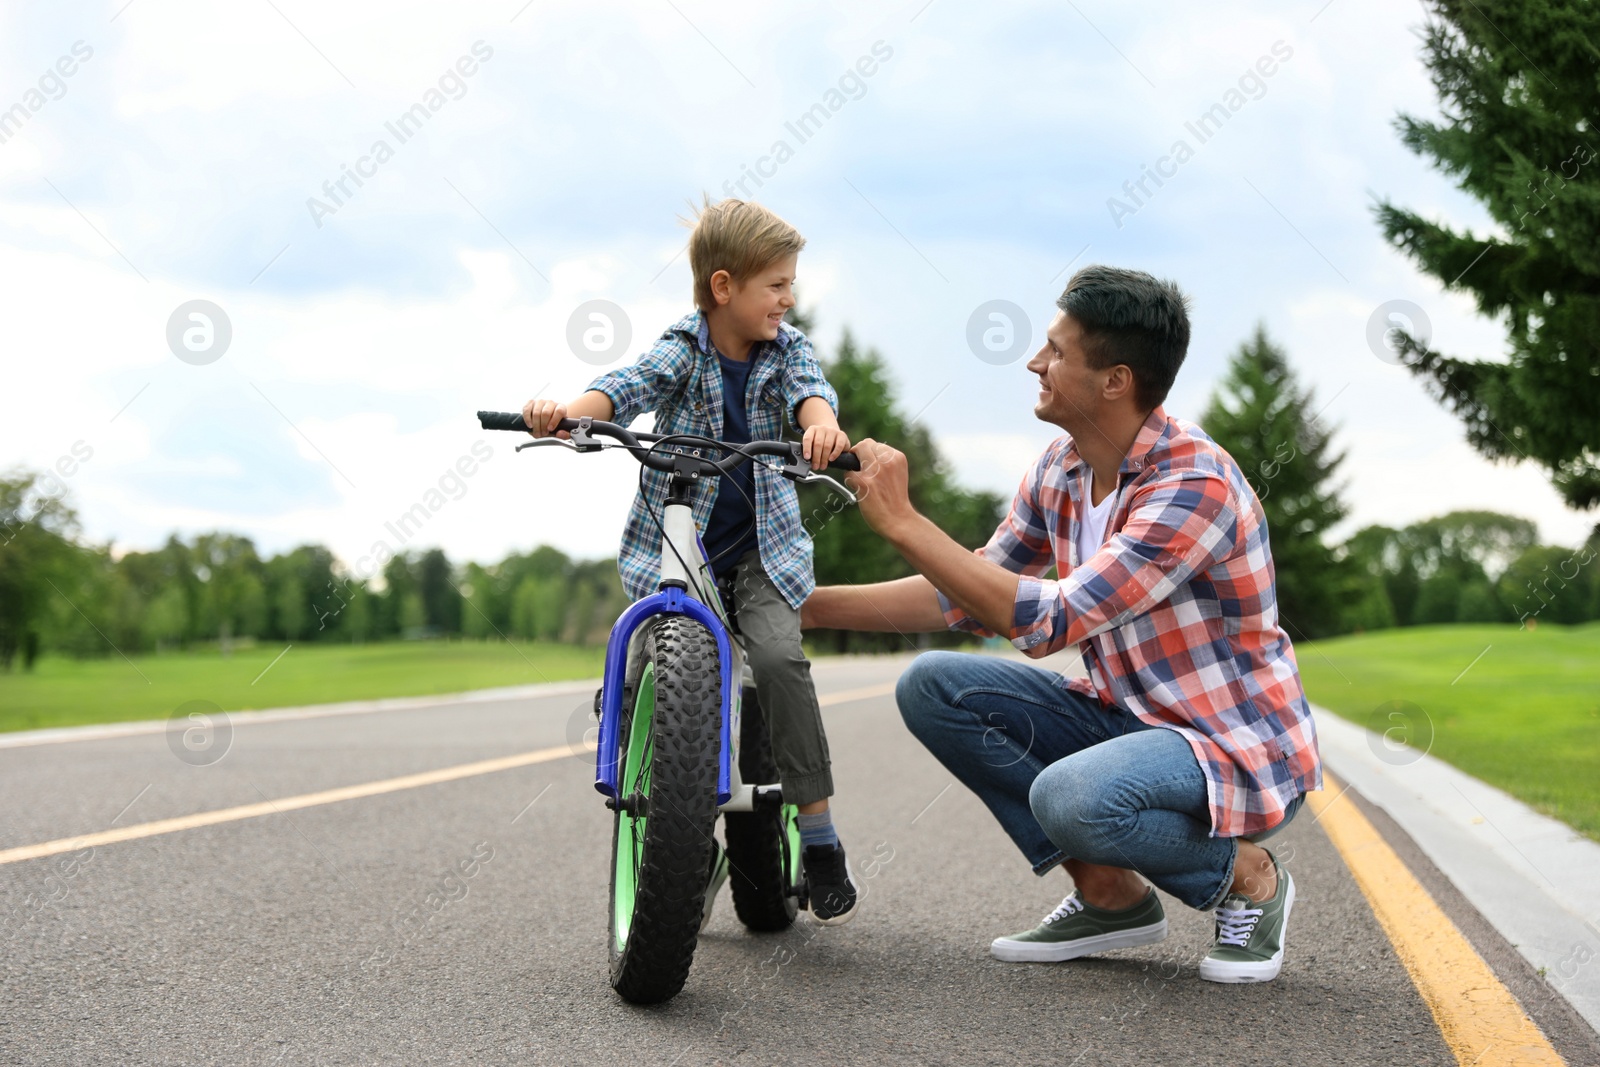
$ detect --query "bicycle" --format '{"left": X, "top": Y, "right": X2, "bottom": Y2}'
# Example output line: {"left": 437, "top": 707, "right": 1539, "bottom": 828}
{"left": 477, "top": 410, "right": 859, "bottom": 1004}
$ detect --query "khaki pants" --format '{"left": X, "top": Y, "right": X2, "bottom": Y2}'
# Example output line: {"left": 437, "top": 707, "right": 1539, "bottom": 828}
{"left": 725, "top": 550, "right": 833, "bottom": 807}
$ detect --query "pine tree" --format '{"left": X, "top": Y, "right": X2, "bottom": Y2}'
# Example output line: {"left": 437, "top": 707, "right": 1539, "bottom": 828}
{"left": 1201, "top": 325, "right": 1350, "bottom": 638}
{"left": 1375, "top": 0, "right": 1600, "bottom": 507}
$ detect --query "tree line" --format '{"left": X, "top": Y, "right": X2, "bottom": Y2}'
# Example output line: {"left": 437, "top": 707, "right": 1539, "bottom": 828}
{"left": 4, "top": 314, "right": 1597, "bottom": 672}
{"left": 0, "top": 491, "right": 634, "bottom": 671}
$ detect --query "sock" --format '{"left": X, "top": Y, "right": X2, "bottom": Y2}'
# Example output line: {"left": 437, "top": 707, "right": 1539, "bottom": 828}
{"left": 797, "top": 810, "right": 839, "bottom": 850}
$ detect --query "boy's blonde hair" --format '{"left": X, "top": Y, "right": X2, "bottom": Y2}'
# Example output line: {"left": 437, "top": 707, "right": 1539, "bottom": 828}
{"left": 688, "top": 197, "right": 805, "bottom": 312}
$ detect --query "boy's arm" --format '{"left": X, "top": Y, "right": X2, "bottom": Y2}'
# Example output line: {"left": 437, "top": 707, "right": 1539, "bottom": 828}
{"left": 781, "top": 333, "right": 848, "bottom": 470}
{"left": 521, "top": 391, "right": 614, "bottom": 439}
{"left": 521, "top": 331, "right": 693, "bottom": 437}
{"left": 796, "top": 396, "right": 849, "bottom": 470}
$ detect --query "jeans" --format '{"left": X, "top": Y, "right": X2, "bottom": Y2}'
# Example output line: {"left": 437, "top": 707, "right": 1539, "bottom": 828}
{"left": 896, "top": 651, "right": 1302, "bottom": 911}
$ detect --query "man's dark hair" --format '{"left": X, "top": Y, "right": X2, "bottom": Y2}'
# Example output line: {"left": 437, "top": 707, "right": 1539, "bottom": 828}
{"left": 1057, "top": 266, "right": 1191, "bottom": 410}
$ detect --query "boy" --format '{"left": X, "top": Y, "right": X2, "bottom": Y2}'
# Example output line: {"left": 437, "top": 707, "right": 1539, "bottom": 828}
{"left": 521, "top": 198, "right": 858, "bottom": 924}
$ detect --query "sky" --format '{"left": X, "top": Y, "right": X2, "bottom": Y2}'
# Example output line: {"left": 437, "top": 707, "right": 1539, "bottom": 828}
{"left": 2, "top": 0, "right": 1593, "bottom": 580}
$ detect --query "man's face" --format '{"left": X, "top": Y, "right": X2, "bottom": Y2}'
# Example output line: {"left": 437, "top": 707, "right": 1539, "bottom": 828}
{"left": 724, "top": 253, "right": 798, "bottom": 341}
{"left": 1025, "top": 312, "right": 1109, "bottom": 433}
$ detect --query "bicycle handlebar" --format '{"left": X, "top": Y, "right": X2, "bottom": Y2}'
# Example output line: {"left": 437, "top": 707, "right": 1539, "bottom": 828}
{"left": 475, "top": 411, "right": 862, "bottom": 474}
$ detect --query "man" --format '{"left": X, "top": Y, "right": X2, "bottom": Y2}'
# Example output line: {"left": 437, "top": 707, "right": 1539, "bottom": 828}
{"left": 802, "top": 266, "right": 1322, "bottom": 983}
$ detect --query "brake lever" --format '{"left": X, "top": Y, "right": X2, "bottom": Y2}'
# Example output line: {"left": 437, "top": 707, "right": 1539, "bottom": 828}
{"left": 772, "top": 442, "right": 858, "bottom": 503}
{"left": 515, "top": 436, "right": 625, "bottom": 456}
{"left": 793, "top": 471, "right": 858, "bottom": 505}
{"left": 515, "top": 438, "right": 581, "bottom": 453}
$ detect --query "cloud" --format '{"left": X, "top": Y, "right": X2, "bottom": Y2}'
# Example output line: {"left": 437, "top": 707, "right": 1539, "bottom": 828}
{"left": 0, "top": 0, "right": 1593, "bottom": 574}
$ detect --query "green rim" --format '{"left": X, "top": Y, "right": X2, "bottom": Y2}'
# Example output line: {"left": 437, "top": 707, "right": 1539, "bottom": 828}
{"left": 612, "top": 663, "right": 655, "bottom": 951}
{"left": 781, "top": 802, "right": 802, "bottom": 895}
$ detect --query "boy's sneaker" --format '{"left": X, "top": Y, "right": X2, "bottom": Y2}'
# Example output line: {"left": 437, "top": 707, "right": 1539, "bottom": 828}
{"left": 802, "top": 843, "right": 858, "bottom": 925}
{"left": 1199, "top": 853, "right": 1295, "bottom": 983}
{"left": 991, "top": 888, "right": 1167, "bottom": 963}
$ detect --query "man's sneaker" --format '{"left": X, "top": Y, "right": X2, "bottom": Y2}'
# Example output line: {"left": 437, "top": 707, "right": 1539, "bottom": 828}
{"left": 990, "top": 888, "right": 1168, "bottom": 963}
{"left": 1199, "top": 854, "right": 1295, "bottom": 983}
{"left": 802, "top": 843, "right": 858, "bottom": 925}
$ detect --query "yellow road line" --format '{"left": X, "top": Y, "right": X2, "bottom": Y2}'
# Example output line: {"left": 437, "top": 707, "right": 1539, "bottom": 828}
{"left": 1309, "top": 773, "right": 1564, "bottom": 1067}
{"left": 819, "top": 682, "right": 898, "bottom": 706}
{"left": 0, "top": 744, "right": 578, "bottom": 868}
{"left": 1, "top": 681, "right": 900, "bottom": 869}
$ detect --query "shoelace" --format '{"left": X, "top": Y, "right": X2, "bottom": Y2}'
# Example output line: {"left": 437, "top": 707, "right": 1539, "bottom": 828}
{"left": 1214, "top": 903, "right": 1264, "bottom": 947}
{"left": 1043, "top": 894, "right": 1086, "bottom": 925}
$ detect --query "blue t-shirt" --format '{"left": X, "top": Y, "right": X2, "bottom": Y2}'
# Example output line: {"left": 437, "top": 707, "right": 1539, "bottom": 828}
{"left": 702, "top": 354, "right": 760, "bottom": 578}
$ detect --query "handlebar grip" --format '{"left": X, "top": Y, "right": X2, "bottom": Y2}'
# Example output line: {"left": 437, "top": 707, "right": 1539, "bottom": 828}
{"left": 478, "top": 410, "right": 530, "bottom": 432}
{"left": 829, "top": 452, "right": 861, "bottom": 473}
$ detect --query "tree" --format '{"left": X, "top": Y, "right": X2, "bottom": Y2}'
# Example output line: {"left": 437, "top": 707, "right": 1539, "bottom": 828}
{"left": 266, "top": 545, "right": 337, "bottom": 641}
{"left": 0, "top": 470, "right": 82, "bottom": 670}
{"left": 1201, "top": 325, "right": 1350, "bottom": 639}
{"left": 460, "top": 562, "right": 495, "bottom": 639}
{"left": 416, "top": 548, "right": 461, "bottom": 636}
{"left": 1338, "top": 511, "right": 1540, "bottom": 628}
{"left": 1498, "top": 542, "right": 1594, "bottom": 626}
{"left": 1375, "top": 0, "right": 1600, "bottom": 508}
{"left": 192, "top": 532, "right": 265, "bottom": 649}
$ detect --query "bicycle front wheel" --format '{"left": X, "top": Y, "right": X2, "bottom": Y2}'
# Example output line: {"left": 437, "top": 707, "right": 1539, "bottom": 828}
{"left": 608, "top": 616, "right": 722, "bottom": 1004}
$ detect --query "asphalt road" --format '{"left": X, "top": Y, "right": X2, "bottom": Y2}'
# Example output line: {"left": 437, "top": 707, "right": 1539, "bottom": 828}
{"left": 0, "top": 653, "right": 1590, "bottom": 1066}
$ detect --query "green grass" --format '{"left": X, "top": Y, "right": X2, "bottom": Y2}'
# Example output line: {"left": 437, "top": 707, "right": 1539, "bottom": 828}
{"left": 0, "top": 640, "right": 608, "bottom": 734}
{"left": 1298, "top": 622, "right": 1600, "bottom": 841}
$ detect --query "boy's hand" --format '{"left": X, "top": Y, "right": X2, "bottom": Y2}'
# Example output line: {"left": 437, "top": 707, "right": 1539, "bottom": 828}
{"left": 802, "top": 425, "right": 851, "bottom": 471}
{"left": 521, "top": 398, "right": 569, "bottom": 439}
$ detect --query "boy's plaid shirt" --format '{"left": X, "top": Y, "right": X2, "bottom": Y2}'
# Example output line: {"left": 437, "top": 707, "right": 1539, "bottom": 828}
{"left": 586, "top": 310, "right": 838, "bottom": 610}
{"left": 941, "top": 407, "right": 1322, "bottom": 839}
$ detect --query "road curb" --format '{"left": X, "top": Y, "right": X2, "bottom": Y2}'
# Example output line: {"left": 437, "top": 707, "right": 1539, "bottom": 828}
{"left": 1313, "top": 704, "right": 1600, "bottom": 1037}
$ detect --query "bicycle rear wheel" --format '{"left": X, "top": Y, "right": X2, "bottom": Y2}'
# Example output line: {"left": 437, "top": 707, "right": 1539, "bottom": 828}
{"left": 608, "top": 616, "right": 722, "bottom": 1004}
{"left": 722, "top": 684, "right": 802, "bottom": 931}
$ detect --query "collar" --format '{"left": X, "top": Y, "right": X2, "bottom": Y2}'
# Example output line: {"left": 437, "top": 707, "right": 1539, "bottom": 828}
{"left": 1060, "top": 405, "right": 1170, "bottom": 479}
{"left": 674, "top": 309, "right": 796, "bottom": 360}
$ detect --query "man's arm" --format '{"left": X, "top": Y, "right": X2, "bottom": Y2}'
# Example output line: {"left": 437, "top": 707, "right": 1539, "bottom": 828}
{"left": 801, "top": 576, "right": 947, "bottom": 633}
{"left": 843, "top": 439, "right": 1022, "bottom": 637}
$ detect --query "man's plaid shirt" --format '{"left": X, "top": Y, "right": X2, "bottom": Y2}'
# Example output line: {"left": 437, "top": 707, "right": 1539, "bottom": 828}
{"left": 941, "top": 407, "right": 1322, "bottom": 839}
{"left": 587, "top": 311, "right": 838, "bottom": 610}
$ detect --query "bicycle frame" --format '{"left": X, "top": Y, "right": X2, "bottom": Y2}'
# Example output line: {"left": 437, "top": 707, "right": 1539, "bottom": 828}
{"left": 592, "top": 494, "right": 773, "bottom": 811}
{"left": 478, "top": 410, "right": 853, "bottom": 817}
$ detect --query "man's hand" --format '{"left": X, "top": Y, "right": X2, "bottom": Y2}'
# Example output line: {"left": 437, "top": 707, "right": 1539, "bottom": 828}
{"left": 846, "top": 438, "right": 918, "bottom": 538}
{"left": 521, "top": 398, "right": 569, "bottom": 439}
{"left": 801, "top": 424, "right": 850, "bottom": 471}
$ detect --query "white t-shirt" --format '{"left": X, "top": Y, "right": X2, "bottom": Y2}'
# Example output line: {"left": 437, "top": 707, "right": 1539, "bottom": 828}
{"left": 1075, "top": 472, "right": 1117, "bottom": 566}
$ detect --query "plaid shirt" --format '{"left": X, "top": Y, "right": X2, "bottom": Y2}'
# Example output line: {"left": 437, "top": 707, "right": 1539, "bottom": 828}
{"left": 941, "top": 407, "right": 1322, "bottom": 839}
{"left": 587, "top": 311, "right": 838, "bottom": 610}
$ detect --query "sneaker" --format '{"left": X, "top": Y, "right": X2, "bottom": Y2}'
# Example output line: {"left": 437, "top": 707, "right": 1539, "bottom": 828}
{"left": 700, "top": 840, "right": 729, "bottom": 933}
{"left": 802, "top": 843, "right": 858, "bottom": 925}
{"left": 990, "top": 888, "right": 1168, "bottom": 963}
{"left": 1199, "top": 853, "right": 1295, "bottom": 983}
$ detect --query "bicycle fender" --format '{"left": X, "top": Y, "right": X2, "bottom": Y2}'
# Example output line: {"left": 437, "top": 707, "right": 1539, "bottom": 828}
{"left": 595, "top": 587, "right": 735, "bottom": 805}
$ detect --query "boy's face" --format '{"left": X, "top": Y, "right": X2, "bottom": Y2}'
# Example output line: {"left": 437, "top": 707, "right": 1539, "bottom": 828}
{"left": 713, "top": 253, "right": 798, "bottom": 342}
